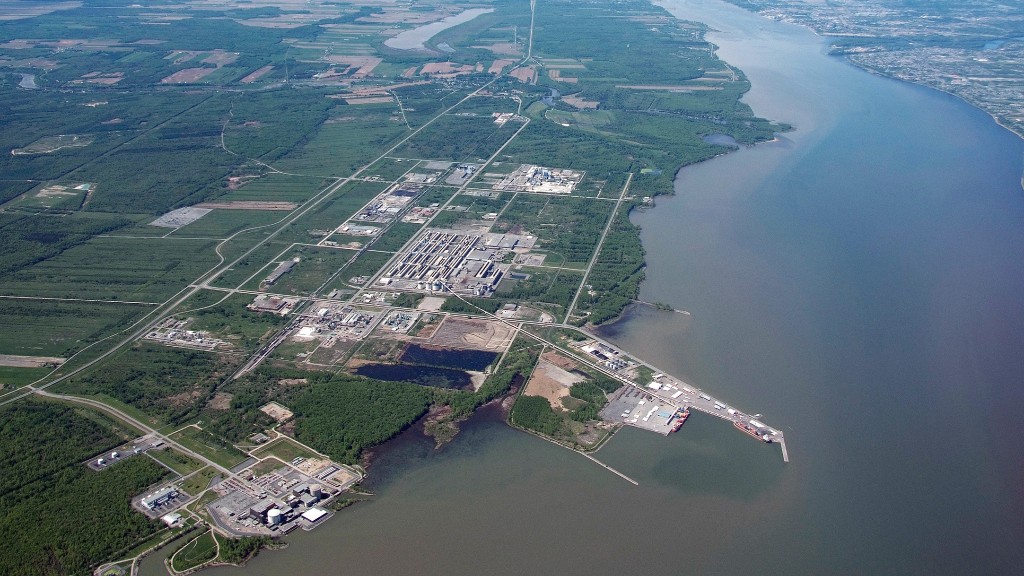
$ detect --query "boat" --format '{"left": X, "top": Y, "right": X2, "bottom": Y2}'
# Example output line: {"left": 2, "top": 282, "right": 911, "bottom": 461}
{"left": 733, "top": 421, "right": 772, "bottom": 443}
{"left": 670, "top": 409, "right": 690, "bottom": 432}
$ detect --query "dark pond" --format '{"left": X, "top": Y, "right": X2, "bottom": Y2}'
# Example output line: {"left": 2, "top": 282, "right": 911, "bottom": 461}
{"left": 355, "top": 363, "right": 473, "bottom": 389}
{"left": 400, "top": 344, "right": 498, "bottom": 371}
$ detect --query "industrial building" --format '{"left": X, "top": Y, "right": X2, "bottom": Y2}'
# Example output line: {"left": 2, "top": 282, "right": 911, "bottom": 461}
{"left": 141, "top": 486, "right": 179, "bottom": 510}
{"left": 264, "top": 259, "right": 298, "bottom": 286}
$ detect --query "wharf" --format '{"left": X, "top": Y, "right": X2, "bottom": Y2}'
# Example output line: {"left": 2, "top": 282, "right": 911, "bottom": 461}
{"left": 582, "top": 332, "right": 788, "bottom": 462}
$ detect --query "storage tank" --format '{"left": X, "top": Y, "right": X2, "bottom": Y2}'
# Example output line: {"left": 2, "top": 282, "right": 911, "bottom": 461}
{"left": 110, "top": 451, "right": 119, "bottom": 459}
{"left": 267, "top": 508, "right": 282, "bottom": 526}
{"left": 310, "top": 484, "right": 323, "bottom": 499}
{"left": 97, "top": 458, "right": 106, "bottom": 466}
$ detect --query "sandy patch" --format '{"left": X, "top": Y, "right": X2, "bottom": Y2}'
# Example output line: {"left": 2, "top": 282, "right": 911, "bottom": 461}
{"left": 541, "top": 350, "right": 581, "bottom": 372}
{"left": 260, "top": 401, "right": 294, "bottom": 423}
{"left": 489, "top": 59, "right": 515, "bottom": 74}
{"left": 563, "top": 95, "right": 599, "bottom": 109}
{"left": 420, "top": 61, "right": 476, "bottom": 77}
{"left": 417, "top": 296, "right": 446, "bottom": 312}
{"left": 240, "top": 65, "right": 274, "bottom": 83}
{"left": 202, "top": 51, "right": 239, "bottom": 66}
{"left": 0, "top": 354, "right": 64, "bottom": 368}
{"left": 473, "top": 42, "right": 521, "bottom": 56}
{"left": 195, "top": 201, "right": 297, "bottom": 211}
{"left": 523, "top": 358, "right": 585, "bottom": 411}
{"left": 207, "top": 392, "right": 233, "bottom": 410}
{"left": 429, "top": 317, "right": 514, "bottom": 351}
{"left": 509, "top": 66, "right": 537, "bottom": 84}
{"left": 344, "top": 96, "right": 394, "bottom": 105}
{"left": 161, "top": 68, "right": 215, "bottom": 84}
{"left": 326, "top": 55, "right": 381, "bottom": 77}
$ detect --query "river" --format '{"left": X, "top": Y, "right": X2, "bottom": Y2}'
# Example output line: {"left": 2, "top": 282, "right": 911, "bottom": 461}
{"left": 383, "top": 8, "right": 494, "bottom": 51}
{"left": 187, "top": 0, "right": 1024, "bottom": 574}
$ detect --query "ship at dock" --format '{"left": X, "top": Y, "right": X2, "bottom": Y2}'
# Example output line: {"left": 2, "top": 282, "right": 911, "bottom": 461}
{"left": 734, "top": 419, "right": 775, "bottom": 443}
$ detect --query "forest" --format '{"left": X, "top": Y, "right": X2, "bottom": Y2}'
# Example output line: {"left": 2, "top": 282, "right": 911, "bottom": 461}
{"left": 0, "top": 401, "right": 168, "bottom": 576}
{"left": 282, "top": 375, "right": 432, "bottom": 464}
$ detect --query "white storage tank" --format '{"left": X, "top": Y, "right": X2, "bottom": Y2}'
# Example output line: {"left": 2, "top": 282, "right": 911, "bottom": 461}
{"left": 310, "top": 484, "right": 323, "bottom": 498}
{"left": 267, "top": 508, "right": 282, "bottom": 526}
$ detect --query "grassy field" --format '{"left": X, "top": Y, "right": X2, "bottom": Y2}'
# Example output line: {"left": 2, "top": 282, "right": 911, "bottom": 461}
{"left": 392, "top": 114, "right": 519, "bottom": 163}
{"left": 275, "top": 180, "right": 391, "bottom": 244}
{"left": 274, "top": 107, "right": 408, "bottom": 177}
{"left": 180, "top": 465, "right": 220, "bottom": 495}
{"left": 169, "top": 426, "right": 248, "bottom": 469}
{"left": 251, "top": 436, "right": 322, "bottom": 463}
{"left": 167, "top": 209, "right": 286, "bottom": 239}
{"left": 170, "top": 530, "right": 217, "bottom": 573}
{"left": 0, "top": 366, "right": 50, "bottom": 388}
{"left": 240, "top": 245, "right": 357, "bottom": 295}
{"left": 57, "top": 344, "right": 239, "bottom": 426}
{"left": 180, "top": 292, "right": 290, "bottom": 351}
{"left": 146, "top": 446, "right": 206, "bottom": 476}
{"left": 331, "top": 250, "right": 394, "bottom": 288}
{"left": 0, "top": 299, "right": 149, "bottom": 357}
{"left": 0, "top": 236, "right": 220, "bottom": 301}
{"left": 493, "top": 195, "right": 614, "bottom": 267}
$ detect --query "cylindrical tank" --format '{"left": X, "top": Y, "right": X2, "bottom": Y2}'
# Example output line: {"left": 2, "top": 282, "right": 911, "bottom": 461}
{"left": 267, "top": 508, "right": 282, "bottom": 526}
{"left": 111, "top": 451, "right": 119, "bottom": 458}
{"left": 310, "top": 484, "right": 323, "bottom": 498}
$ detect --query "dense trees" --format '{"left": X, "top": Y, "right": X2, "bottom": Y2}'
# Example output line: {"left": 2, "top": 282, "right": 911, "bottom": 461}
{"left": 286, "top": 375, "right": 431, "bottom": 464}
{"left": 0, "top": 401, "right": 169, "bottom": 576}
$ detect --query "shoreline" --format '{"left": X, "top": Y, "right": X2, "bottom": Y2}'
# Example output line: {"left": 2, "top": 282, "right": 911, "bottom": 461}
{"left": 736, "top": 8, "right": 1024, "bottom": 147}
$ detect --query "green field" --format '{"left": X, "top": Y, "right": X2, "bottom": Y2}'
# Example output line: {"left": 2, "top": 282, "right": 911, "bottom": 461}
{"left": 170, "top": 530, "right": 218, "bottom": 572}
{"left": 0, "top": 299, "right": 149, "bottom": 357}
{"left": 58, "top": 344, "right": 239, "bottom": 425}
{"left": 251, "top": 436, "right": 322, "bottom": 463}
{"left": 180, "top": 466, "right": 221, "bottom": 495}
{"left": 147, "top": 446, "right": 206, "bottom": 476}
{"left": 0, "top": 236, "right": 219, "bottom": 301}
{"left": 241, "top": 245, "right": 357, "bottom": 295}
{"left": 169, "top": 426, "right": 248, "bottom": 469}
{"left": 181, "top": 292, "right": 290, "bottom": 350}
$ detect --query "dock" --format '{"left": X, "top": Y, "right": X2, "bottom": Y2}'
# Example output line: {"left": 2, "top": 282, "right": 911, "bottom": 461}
{"left": 580, "top": 333, "right": 789, "bottom": 462}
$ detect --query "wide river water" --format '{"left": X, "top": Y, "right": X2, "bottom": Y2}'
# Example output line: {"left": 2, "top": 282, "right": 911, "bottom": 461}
{"left": 167, "top": 1, "right": 1024, "bottom": 574}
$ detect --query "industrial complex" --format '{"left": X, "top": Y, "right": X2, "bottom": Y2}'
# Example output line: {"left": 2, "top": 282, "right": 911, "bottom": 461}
{"left": 379, "top": 228, "right": 537, "bottom": 297}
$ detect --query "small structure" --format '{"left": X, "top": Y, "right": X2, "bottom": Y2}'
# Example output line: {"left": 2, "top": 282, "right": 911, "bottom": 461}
{"left": 161, "top": 512, "right": 182, "bottom": 527}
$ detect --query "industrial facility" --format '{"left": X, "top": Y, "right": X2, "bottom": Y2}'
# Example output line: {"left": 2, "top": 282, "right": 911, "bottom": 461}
{"left": 379, "top": 228, "right": 536, "bottom": 297}
{"left": 491, "top": 164, "right": 584, "bottom": 194}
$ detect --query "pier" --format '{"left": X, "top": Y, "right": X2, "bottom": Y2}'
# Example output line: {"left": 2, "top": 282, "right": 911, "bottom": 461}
{"left": 575, "top": 332, "right": 789, "bottom": 462}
